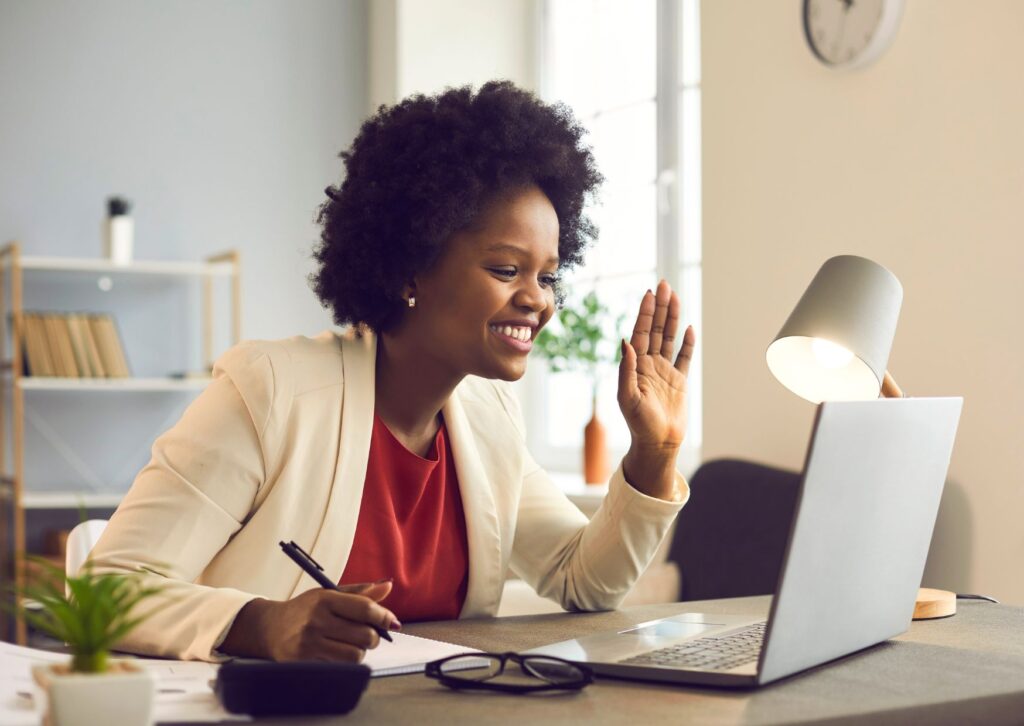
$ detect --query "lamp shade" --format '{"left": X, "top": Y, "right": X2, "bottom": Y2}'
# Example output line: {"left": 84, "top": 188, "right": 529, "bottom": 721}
{"left": 766, "top": 255, "right": 902, "bottom": 403}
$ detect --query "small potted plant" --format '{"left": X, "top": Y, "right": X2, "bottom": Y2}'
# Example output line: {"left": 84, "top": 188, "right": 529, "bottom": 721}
{"left": 534, "top": 290, "right": 624, "bottom": 484}
{"left": 15, "top": 557, "right": 168, "bottom": 726}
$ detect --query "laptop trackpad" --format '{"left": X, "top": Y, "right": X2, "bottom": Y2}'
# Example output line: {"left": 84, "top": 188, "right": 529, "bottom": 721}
{"left": 618, "top": 621, "right": 721, "bottom": 638}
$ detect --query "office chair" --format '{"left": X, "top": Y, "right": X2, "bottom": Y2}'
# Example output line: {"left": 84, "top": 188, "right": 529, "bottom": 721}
{"left": 65, "top": 519, "right": 108, "bottom": 577}
{"left": 668, "top": 459, "right": 801, "bottom": 602}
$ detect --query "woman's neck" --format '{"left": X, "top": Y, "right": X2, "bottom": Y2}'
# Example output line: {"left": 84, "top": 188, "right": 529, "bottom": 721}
{"left": 374, "top": 332, "right": 463, "bottom": 450}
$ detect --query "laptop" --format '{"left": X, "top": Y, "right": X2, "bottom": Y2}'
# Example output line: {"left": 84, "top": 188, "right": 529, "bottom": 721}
{"left": 526, "top": 397, "right": 963, "bottom": 687}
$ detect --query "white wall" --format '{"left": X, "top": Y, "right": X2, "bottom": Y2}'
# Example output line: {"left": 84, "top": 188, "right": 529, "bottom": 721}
{"left": 0, "top": 0, "right": 367, "bottom": 344}
{"left": 702, "top": 1, "right": 1024, "bottom": 602}
{"left": 369, "top": 0, "right": 537, "bottom": 109}
{"left": 0, "top": 0, "right": 367, "bottom": 514}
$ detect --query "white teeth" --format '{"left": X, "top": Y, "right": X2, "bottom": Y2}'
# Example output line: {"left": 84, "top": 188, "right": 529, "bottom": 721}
{"left": 491, "top": 325, "right": 532, "bottom": 342}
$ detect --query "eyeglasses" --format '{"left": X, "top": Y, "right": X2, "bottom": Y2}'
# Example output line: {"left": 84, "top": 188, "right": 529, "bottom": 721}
{"left": 425, "top": 652, "right": 594, "bottom": 694}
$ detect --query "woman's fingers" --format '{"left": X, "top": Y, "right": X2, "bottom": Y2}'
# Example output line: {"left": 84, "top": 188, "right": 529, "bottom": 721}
{"left": 647, "top": 281, "right": 672, "bottom": 357}
{"left": 633, "top": 281, "right": 686, "bottom": 361}
{"left": 325, "top": 591, "right": 400, "bottom": 633}
{"left": 323, "top": 619, "right": 381, "bottom": 651}
{"left": 881, "top": 371, "right": 904, "bottom": 398}
{"left": 338, "top": 580, "right": 393, "bottom": 602}
{"left": 660, "top": 291, "right": 681, "bottom": 359}
{"left": 618, "top": 339, "right": 639, "bottom": 408}
{"left": 308, "top": 636, "right": 368, "bottom": 663}
{"left": 674, "top": 325, "right": 696, "bottom": 376}
{"left": 630, "top": 290, "right": 656, "bottom": 356}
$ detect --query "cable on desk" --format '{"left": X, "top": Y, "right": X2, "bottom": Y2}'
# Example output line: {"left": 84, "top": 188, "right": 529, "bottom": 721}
{"left": 955, "top": 593, "right": 1000, "bottom": 604}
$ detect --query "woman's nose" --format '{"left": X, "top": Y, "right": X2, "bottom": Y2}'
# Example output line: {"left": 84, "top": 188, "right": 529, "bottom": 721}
{"left": 513, "top": 279, "right": 549, "bottom": 312}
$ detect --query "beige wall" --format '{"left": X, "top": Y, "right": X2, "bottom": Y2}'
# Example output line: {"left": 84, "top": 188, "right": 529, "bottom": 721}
{"left": 702, "top": 1, "right": 1024, "bottom": 602}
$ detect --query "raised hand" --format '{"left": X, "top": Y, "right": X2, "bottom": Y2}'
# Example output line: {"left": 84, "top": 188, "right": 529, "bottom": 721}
{"left": 617, "top": 279, "right": 696, "bottom": 499}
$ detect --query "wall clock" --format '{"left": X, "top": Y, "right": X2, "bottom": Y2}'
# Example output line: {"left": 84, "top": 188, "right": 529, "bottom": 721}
{"left": 803, "top": 0, "right": 905, "bottom": 70}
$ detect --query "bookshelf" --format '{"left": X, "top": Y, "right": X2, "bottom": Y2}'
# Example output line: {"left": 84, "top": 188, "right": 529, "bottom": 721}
{"left": 17, "top": 377, "right": 211, "bottom": 392}
{"left": 0, "top": 242, "right": 241, "bottom": 643}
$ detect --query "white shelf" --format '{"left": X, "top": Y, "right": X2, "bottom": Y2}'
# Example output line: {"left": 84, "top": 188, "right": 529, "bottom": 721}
{"left": 18, "top": 377, "right": 211, "bottom": 391}
{"left": 21, "top": 491, "right": 123, "bottom": 509}
{"left": 13, "top": 256, "right": 234, "bottom": 277}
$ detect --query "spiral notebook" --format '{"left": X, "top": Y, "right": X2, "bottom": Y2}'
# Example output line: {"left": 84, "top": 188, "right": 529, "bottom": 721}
{"left": 363, "top": 632, "right": 480, "bottom": 677}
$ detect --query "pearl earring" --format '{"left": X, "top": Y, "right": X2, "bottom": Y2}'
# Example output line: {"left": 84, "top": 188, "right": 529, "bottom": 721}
{"left": 407, "top": 296, "right": 416, "bottom": 308}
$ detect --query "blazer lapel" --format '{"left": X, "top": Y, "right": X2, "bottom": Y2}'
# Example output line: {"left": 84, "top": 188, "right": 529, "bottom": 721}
{"left": 444, "top": 388, "right": 503, "bottom": 618}
{"left": 292, "top": 330, "right": 376, "bottom": 596}
{"left": 288, "top": 330, "right": 504, "bottom": 615}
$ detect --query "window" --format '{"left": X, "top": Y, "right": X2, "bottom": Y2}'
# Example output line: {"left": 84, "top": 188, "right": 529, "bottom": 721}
{"left": 519, "top": 0, "right": 702, "bottom": 475}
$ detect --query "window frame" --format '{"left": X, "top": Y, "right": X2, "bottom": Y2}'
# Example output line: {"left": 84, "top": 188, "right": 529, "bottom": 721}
{"left": 518, "top": 0, "right": 702, "bottom": 478}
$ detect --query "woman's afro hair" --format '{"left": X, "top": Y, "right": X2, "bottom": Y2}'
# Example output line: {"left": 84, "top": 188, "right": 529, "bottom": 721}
{"left": 311, "top": 80, "right": 603, "bottom": 332}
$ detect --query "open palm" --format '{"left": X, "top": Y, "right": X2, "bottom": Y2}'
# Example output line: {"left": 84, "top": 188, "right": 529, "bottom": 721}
{"left": 617, "top": 279, "right": 696, "bottom": 452}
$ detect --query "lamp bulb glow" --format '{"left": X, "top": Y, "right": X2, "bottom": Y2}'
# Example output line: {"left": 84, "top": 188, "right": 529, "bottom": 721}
{"left": 811, "top": 338, "right": 854, "bottom": 369}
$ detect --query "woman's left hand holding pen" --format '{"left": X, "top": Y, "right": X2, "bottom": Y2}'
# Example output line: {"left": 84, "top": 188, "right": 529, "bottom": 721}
{"left": 220, "top": 580, "right": 402, "bottom": 662}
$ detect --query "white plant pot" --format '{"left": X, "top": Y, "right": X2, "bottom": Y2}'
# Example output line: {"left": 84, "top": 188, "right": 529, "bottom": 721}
{"left": 32, "top": 660, "right": 155, "bottom": 726}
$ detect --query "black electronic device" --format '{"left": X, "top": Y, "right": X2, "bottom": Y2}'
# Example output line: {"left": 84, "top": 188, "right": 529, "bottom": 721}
{"left": 214, "top": 660, "right": 371, "bottom": 717}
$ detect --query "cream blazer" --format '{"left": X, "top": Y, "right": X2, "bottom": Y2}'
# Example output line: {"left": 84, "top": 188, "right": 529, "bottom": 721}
{"left": 89, "top": 329, "right": 688, "bottom": 661}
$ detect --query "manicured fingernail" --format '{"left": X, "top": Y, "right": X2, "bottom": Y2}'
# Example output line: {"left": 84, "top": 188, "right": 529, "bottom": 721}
{"left": 389, "top": 618, "right": 403, "bottom": 632}
{"left": 374, "top": 577, "right": 393, "bottom": 584}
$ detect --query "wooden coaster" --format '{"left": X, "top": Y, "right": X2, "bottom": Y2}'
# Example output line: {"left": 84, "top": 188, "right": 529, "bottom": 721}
{"left": 913, "top": 587, "right": 956, "bottom": 620}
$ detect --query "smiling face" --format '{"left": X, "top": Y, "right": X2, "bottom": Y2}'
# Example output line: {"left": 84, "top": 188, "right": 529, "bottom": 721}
{"left": 397, "top": 185, "right": 561, "bottom": 382}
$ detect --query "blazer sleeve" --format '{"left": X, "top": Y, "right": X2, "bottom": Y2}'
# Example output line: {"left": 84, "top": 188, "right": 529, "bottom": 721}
{"left": 500, "top": 385, "right": 689, "bottom": 612}
{"left": 86, "top": 341, "right": 281, "bottom": 661}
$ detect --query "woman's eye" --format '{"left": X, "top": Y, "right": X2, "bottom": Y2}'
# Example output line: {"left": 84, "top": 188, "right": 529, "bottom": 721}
{"left": 488, "top": 267, "right": 559, "bottom": 289}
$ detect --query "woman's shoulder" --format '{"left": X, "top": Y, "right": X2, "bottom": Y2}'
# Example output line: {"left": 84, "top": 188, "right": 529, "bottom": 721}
{"left": 213, "top": 330, "right": 350, "bottom": 396}
{"left": 211, "top": 330, "right": 351, "bottom": 444}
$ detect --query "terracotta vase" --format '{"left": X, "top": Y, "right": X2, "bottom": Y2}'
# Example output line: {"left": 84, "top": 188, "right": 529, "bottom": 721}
{"left": 583, "top": 391, "right": 609, "bottom": 485}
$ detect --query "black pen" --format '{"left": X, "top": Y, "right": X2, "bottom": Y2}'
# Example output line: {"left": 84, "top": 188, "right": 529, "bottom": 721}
{"left": 279, "top": 540, "right": 394, "bottom": 643}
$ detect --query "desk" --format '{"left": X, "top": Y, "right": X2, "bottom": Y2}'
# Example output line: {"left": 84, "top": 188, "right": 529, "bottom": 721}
{"left": 252, "top": 596, "right": 1024, "bottom": 726}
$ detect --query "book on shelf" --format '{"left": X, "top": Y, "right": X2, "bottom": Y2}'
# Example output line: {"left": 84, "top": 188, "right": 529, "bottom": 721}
{"left": 89, "top": 314, "right": 131, "bottom": 377}
{"left": 71, "top": 313, "right": 106, "bottom": 377}
{"left": 18, "top": 311, "right": 130, "bottom": 379}
{"left": 43, "top": 314, "right": 78, "bottom": 378}
{"left": 21, "top": 314, "right": 54, "bottom": 377}
{"left": 64, "top": 314, "right": 92, "bottom": 377}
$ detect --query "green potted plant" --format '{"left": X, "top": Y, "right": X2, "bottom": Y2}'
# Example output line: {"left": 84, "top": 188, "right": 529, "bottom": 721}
{"left": 534, "top": 290, "right": 624, "bottom": 484}
{"left": 14, "top": 557, "right": 168, "bottom": 726}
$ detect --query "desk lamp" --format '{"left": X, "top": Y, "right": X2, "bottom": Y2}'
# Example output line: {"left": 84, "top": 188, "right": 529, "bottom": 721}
{"left": 766, "top": 254, "right": 955, "bottom": 619}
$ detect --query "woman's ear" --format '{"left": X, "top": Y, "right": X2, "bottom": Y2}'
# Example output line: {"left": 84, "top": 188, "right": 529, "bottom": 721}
{"left": 402, "top": 283, "right": 417, "bottom": 308}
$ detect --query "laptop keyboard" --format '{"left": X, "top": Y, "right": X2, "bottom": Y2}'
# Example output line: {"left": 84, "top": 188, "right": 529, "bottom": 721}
{"left": 619, "top": 621, "right": 767, "bottom": 671}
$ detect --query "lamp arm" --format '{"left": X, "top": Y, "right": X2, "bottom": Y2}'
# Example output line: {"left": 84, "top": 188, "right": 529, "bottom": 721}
{"left": 881, "top": 370, "right": 904, "bottom": 398}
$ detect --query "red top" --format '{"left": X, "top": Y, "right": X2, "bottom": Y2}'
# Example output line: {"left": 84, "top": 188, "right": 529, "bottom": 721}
{"left": 338, "top": 413, "right": 469, "bottom": 621}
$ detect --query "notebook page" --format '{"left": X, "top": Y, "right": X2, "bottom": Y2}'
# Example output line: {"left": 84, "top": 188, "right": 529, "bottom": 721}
{"left": 363, "top": 632, "right": 479, "bottom": 677}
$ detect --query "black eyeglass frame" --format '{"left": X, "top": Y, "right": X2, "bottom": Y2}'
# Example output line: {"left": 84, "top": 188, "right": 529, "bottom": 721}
{"left": 425, "top": 652, "right": 595, "bottom": 693}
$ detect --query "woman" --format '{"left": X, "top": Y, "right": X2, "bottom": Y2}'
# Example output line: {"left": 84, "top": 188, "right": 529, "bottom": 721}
{"left": 89, "top": 81, "right": 697, "bottom": 662}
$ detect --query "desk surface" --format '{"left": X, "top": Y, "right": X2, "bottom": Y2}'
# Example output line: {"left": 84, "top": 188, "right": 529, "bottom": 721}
{"left": 261, "top": 597, "right": 1024, "bottom": 725}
